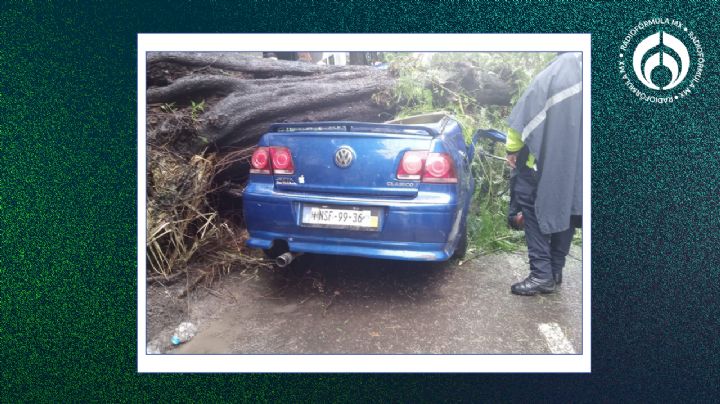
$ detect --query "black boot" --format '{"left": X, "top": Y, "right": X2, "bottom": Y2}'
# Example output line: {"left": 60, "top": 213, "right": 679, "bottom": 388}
{"left": 553, "top": 270, "right": 562, "bottom": 285}
{"left": 511, "top": 274, "right": 556, "bottom": 296}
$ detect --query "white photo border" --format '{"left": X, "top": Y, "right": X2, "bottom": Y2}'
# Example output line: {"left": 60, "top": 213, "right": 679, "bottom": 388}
{"left": 138, "top": 33, "right": 592, "bottom": 373}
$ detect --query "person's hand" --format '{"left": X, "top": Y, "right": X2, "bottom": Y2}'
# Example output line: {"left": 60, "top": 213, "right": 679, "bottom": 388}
{"left": 506, "top": 153, "right": 517, "bottom": 169}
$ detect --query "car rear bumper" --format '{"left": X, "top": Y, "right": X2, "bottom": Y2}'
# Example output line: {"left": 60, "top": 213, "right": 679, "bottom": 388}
{"left": 247, "top": 232, "right": 450, "bottom": 261}
{"left": 243, "top": 183, "right": 462, "bottom": 261}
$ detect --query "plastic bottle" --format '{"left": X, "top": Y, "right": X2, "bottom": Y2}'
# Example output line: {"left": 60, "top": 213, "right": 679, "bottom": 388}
{"left": 170, "top": 322, "right": 197, "bottom": 345}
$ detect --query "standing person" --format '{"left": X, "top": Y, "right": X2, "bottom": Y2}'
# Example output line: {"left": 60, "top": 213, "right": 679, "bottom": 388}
{"left": 506, "top": 53, "right": 583, "bottom": 296}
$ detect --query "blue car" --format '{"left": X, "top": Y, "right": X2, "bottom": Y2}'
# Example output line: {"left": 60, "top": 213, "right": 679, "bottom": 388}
{"left": 243, "top": 113, "right": 499, "bottom": 265}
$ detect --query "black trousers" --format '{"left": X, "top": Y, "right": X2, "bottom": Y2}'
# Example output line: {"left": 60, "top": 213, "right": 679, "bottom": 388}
{"left": 514, "top": 168, "right": 575, "bottom": 280}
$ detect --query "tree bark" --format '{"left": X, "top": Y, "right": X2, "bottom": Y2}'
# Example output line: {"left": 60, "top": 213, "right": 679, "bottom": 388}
{"left": 147, "top": 52, "right": 396, "bottom": 147}
{"left": 146, "top": 53, "right": 517, "bottom": 148}
{"left": 148, "top": 51, "right": 366, "bottom": 78}
{"left": 201, "top": 68, "right": 394, "bottom": 145}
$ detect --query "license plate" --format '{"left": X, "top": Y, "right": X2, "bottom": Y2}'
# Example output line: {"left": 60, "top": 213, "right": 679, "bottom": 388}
{"left": 301, "top": 204, "right": 380, "bottom": 230}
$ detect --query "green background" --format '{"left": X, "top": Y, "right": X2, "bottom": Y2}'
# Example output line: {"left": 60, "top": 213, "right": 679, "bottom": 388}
{"left": 1, "top": 0, "right": 718, "bottom": 401}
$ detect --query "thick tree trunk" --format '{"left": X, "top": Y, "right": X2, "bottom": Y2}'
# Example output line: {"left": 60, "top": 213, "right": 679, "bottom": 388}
{"left": 148, "top": 51, "right": 367, "bottom": 77}
{"left": 430, "top": 61, "right": 515, "bottom": 107}
{"left": 147, "top": 52, "right": 395, "bottom": 147}
{"left": 348, "top": 52, "right": 368, "bottom": 65}
{"left": 146, "top": 52, "right": 516, "bottom": 148}
{"left": 202, "top": 69, "right": 393, "bottom": 146}
{"left": 147, "top": 52, "right": 396, "bottom": 147}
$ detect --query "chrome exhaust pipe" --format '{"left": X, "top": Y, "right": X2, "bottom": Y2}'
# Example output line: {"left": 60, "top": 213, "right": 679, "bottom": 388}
{"left": 276, "top": 252, "right": 302, "bottom": 268}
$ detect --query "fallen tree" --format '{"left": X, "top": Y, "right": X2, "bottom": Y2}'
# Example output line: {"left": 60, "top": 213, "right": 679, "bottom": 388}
{"left": 146, "top": 52, "right": 517, "bottom": 148}
{"left": 145, "top": 52, "right": 522, "bottom": 277}
{"left": 147, "top": 52, "right": 396, "bottom": 148}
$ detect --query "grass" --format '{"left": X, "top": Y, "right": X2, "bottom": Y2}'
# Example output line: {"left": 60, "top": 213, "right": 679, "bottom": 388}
{"left": 573, "top": 229, "right": 583, "bottom": 246}
{"left": 190, "top": 100, "right": 205, "bottom": 122}
{"left": 467, "top": 206, "right": 525, "bottom": 254}
{"left": 466, "top": 140, "right": 524, "bottom": 255}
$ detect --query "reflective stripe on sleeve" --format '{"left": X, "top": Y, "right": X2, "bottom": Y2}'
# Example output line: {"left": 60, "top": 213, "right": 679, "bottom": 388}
{"left": 521, "top": 82, "right": 582, "bottom": 141}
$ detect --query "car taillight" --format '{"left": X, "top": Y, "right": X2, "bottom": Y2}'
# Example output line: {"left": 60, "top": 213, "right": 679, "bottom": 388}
{"left": 397, "top": 150, "right": 427, "bottom": 180}
{"left": 270, "top": 147, "right": 294, "bottom": 175}
{"left": 250, "top": 146, "right": 295, "bottom": 175}
{"left": 250, "top": 147, "right": 271, "bottom": 174}
{"left": 422, "top": 153, "right": 457, "bottom": 183}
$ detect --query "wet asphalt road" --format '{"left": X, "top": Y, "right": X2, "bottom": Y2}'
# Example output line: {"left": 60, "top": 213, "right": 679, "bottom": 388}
{"left": 167, "top": 245, "right": 583, "bottom": 355}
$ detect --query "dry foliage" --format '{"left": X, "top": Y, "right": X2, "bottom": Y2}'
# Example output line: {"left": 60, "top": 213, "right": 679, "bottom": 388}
{"left": 146, "top": 106, "right": 271, "bottom": 278}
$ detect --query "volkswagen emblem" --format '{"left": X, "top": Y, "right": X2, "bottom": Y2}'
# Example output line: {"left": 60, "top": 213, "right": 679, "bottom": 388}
{"left": 334, "top": 147, "right": 354, "bottom": 168}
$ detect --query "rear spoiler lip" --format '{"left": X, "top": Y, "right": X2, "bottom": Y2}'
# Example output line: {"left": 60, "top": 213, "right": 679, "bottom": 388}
{"left": 268, "top": 121, "right": 439, "bottom": 137}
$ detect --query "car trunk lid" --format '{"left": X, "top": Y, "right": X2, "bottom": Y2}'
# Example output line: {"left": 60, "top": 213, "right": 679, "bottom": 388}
{"left": 266, "top": 123, "right": 435, "bottom": 197}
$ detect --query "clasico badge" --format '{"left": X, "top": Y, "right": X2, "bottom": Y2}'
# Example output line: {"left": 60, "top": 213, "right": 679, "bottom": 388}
{"left": 619, "top": 18, "right": 704, "bottom": 103}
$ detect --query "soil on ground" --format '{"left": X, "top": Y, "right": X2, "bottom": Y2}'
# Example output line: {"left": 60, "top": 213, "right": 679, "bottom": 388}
{"left": 146, "top": 246, "right": 583, "bottom": 355}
